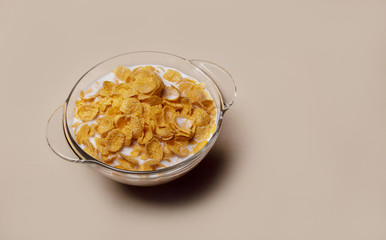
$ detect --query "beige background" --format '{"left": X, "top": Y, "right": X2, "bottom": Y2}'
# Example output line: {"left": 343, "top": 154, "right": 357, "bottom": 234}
{"left": 1, "top": 0, "right": 386, "bottom": 239}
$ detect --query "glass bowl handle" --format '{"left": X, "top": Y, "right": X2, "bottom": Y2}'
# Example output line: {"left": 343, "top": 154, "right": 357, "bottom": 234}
{"left": 189, "top": 60, "right": 236, "bottom": 112}
{"left": 46, "top": 103, "right": 85, "bottom": 163}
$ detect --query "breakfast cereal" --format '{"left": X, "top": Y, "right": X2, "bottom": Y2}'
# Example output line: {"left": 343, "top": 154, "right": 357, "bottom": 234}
{"left": 72, "top": 65, "right": 217, "bottom": 171}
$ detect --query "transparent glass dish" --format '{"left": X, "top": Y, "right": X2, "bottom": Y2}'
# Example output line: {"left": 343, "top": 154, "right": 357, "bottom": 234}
{"left": 46, "top": 51, "right": 236, "bottom": 186}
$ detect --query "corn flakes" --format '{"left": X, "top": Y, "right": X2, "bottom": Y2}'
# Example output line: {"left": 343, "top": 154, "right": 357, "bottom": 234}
{"left": 117, "top": 157, "right": 136, "bottom": 170}
{"left": 73, "top": 65, "right": 217, "bottom": 171}
{"left": 192, "top": 107, "right": 210, "bottom": 127}
{"left": 98, "top": 81, "right": 115, "bottom": 97}
{"left": 95, "top": 137, "right": 109, "bottom": 156}
{"left": 83, "top": 139, "right": 96, "bottom": 157}
{"left": 119, "top": 153, "right": 139, "bottom": 166}
{"left": 106, "top": 129, "right": 125, "bottom": 152}
{"left": 162, "top": 86, "right": 180, "bottom": 101}
{"left": 193, "top": 141, "right": 208, "bottom": 154}
{"left": 145, "top": 139, "right": 163, "bottom": 161}
{"left": 120, "top": 98, "right": 142, "bottom": 115}
{"left": 129, "top": 116, "right": 144, "bottom": 139}
{"left": 195, "top": 125, "right": 211, "bottom": 141}
{"left": 76, "top": 124, "right": 90, "bottom": 143}
{"left": 166, "top": 140, "right": 189, "bottom": 157}
{"left": 96, "top": 116, "right": 114, "bottom": 134}
{"left": 163, "top": 69, "right": 182, "bottom": 83}
{"left": 100, "top": 153, "right": 117, "bottom": 164}
{"left": 78, "top": 103, "right": 98, "bottom": 121}
{"left": 137, "top": 123, "right": 153, "bottom": 145}
{"left": 113, "top": 66, "right": 131, "bottom": 82}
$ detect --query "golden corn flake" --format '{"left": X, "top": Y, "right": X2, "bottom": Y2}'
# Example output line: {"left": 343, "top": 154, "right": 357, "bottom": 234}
{"left": 114, "top": 115, "right": 127, "bottom": 129}
{"left": 162, "top": 86, "right": 180, "bottom": 101}
{"left": 113, "top": 66, "right": 131, "bottom": 82}
{"left": 83, "top": 139, "right": 96, "bottom": 157}
{"left": 130, "top": 146, "right": 141, "bottom": 158}
{"left": 132, "top": 65, "right": 156, "bottom": 75}
{"left": 121, "top": 126, "right": 133, "bottom": 146}
{"left": 114, "top": 164, "right": 126, "bottom": 170}
{"left": 130, "top": 150, "right": 141, "bottom": 158}
{"left": 119, "top": 153, "right": 139, "bottom": 166}
{"left": 129, "top": 116, "right": 144, "bottom": 139}
{"left": 137, "top": 123, "right": 153, "bottom": 145}
{"left": 75, "top": 123, "right": 90, "bottom": 143}
{"left": 80, "top": 90, "right": 97, "bottom": 102}
{"left": 192, "top": 108, "right": 210, "bottom": 127}
{"left": 132, "top": 70, "right": 163, "bottom": 95}
{"left": 98, "top": 81, "right": 115, "bottom": 97}
{"left": 117, "top": 157, "right": 136, "bottom": 170}
{"left": 96, "top": 116, "right": 114, "bottom": 134}
{"left": 120, "top": 98, "right": 142, "bottom": 115}
{"left": 73, "top": 65, "right": 217, "bottom": 171}
{"left": 97, "top": 97, "right": 112, "bottom": 112}
{"left": 106, "top": 106, "right": 120, "bottom": 116}
{"left": 185, "top": 85, "right": 207, "bottom": 103}
{"left": 163, "top": 145, "right": 174, "bottom": 159}
{"left": 156, "top": 126, "right": 173, "bottom": 140}
{"left": 111, "top": 95, "right": 123, "bottom": 108}
{"left": 150, "top": 105, "right": 162, "bottom": 122}
{"left": 141, "top": 95, "right": 163, "bottom": 106}
{"left": 166, "top": 140, "right": 189, "bottom": 157}
{"left": 139, "top": 163, "right": 155, "bottom": 171}
{"left": 89, "top": 124, "right": 96, "bottom": 137}
{"left": 95, "top": 137, "right": 109, "bottom": 156}
{"left": 195, "top": 125, "right": 211, "bottom": 141}
{"left": 180, "top": 97, "right": 192, "bottom": 116}
{"left": 145, "top": 159, "right": 163, "bottom": 167}
{"left": 163, "top": 106, "right": 177, "bottom": 124}
{"left": 178, "top": 80, "right": 195, "bottom": 94}
{"left": 72, "top": 121, "right": 82, "bottom": 128}
{"left": 163, "top": 69, "right": 182, "bottom": 83}
{"left": 193, "top": 141, "right": 208, "bottom": 154}
{"left": 114, "top": 83, "right": 136, "bottom": 98}
{"left": 139, "top": 150, "right": 149, "bottom": 161}
{"left": 145, "top": 139, "right": 163, "bottom": 161}
{"left": 77, "top": 103, "right": 98, "bottom": 121}
{"left": 100, "top": 153, "right": 117, "bottom": 164}
{"left": 106, "top": 129, "right": 125, "bottom": 152}
{"left": 174, "top": 114, "right": 195, "bottom": 133}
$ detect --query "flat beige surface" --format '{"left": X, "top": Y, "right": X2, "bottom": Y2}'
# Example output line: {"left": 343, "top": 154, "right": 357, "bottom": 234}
{"left": 1, "top": 0, "right": 386, "bottom": 239}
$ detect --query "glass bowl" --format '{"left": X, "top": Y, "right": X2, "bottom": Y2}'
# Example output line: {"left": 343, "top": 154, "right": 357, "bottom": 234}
{"left": 46, "top": 51, "right": 236, "bottom": 186}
